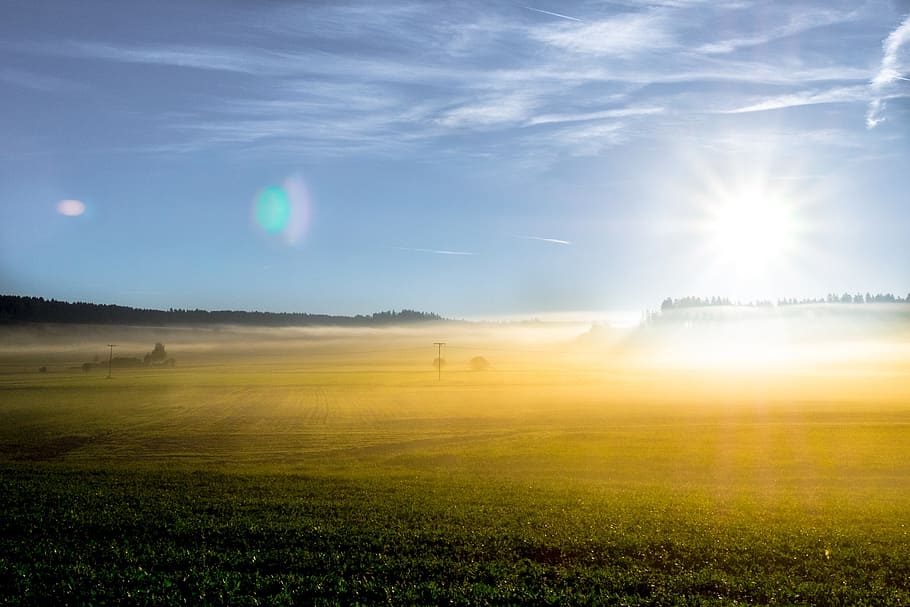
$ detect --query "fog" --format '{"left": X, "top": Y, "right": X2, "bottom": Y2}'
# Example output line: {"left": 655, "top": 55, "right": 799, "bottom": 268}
{"left": 2, "top": 304, "right": 908, "bottom": 381}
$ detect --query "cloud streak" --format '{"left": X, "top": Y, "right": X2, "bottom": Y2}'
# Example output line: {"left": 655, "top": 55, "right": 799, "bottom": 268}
{"left": 27, "top": 41, "right": 277, "bottom": 74}
{"left": 697, "top": 6, "right": 859, "bottom": 55}
{"left": 437, "top": 94, "right": 536, "bottom": 129}
{"left": 393, "top": 247, "right": 475, "bottom": 256}
{"left": 720, "top": 86, "right": 868, "bottom": 114}
{"left": 530, "top": 12, "right": 675, "bottom": 56}
{"left": 0, "top": 67, "right": 83, "bottom": 92}
{"left": 521, "top": 6, "right": 582, "bottom": 22}
{"left": 516, "top": 235, "right": 572, "bottom": 245}
{"left": 526, "top": 106, "right": 664, "bottom": 127}
{"left": 867, "top": 13, "right": 910, "bottom": 128}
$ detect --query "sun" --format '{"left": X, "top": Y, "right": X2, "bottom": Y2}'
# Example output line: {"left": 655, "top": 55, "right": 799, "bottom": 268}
{"left": 705, "top": 189, "right": 796, "bottom": 274}
{"left": 667, "top": 138, "right": 820, "bottom": 299}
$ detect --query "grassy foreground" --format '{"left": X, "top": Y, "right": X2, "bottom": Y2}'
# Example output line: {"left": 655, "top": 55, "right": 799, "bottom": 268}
{"left": 1, "top": 325, "right": 909, "bottom": 605}
{"left": 3, "top": 466, "right": 909, "bottom": 606}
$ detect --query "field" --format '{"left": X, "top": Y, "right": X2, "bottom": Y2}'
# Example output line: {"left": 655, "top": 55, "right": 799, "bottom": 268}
{"left": 1, "top": 320, "right": 909, "bottom": 605}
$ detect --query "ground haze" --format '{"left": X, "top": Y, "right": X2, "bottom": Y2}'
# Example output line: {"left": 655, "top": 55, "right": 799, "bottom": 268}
{"left": 1, "top": 316, "right": 909, "bottom": 604}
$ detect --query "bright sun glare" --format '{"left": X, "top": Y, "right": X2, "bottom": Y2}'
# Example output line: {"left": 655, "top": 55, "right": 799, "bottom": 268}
{"left": 706, "top": 190, "right": 796, "bottom": 273}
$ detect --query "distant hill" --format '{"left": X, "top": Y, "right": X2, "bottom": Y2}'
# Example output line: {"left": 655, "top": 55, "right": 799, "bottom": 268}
{"left": 0, "top": 295, "right": 444, "bottom": 327}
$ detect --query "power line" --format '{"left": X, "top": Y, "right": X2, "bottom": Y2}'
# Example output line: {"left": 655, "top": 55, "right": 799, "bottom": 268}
{"left": 106, "top": 344, "right": 117, "bottom": 379}
{"left": 433, "top": 342, "right": 446, "bottom": 381}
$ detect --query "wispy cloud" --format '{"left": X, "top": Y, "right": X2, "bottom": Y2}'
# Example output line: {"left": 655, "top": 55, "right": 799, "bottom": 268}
{"left": 26, "top": 41, "right": 278, "bottom": 74}
{"left": 546, "top": 121, "right": 628, "bottom": 156}
{"left": 867, "top": 13, "right": 910, "bottom": 128}
{"left": 697, "top": 7, "right": 859, "bottom": 54}
{"left": 0, "top": 67, "right": 83, "bottom": 92}
{"left": 526, "top": 105, "right": 664, "bottom": 126}
{"left": 516, "top": 235, "right": 572, "bottom": 245}
{"left": 530, "top": 12, "right": 676, "bottom": 56}
{"left": 393, "top": 246, "right": 475, "bottom": 256}
{"left": 681, "top": 127, "right": 868, "bottom": 157}
{"left": 720, "top": 86, "right": 868, "bottom": 114}
{"left": 2, "top": 1, "right": 889, "bottom": 158}
{"left": 437, "top": 94, "right": 536, "bottom": 129}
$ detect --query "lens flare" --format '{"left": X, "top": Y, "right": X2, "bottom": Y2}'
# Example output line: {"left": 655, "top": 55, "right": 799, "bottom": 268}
{"left": 255, "top": 187, "right": 291, "bottom": 233}
{"left": 57, "top": 199, "right": 86, "bottom": 216}
{"left": 251, "top": 176, "right": 312, "bottom": 245}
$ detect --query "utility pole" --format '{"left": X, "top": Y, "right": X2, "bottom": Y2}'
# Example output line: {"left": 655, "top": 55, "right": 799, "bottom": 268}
{"left": 433, "top": 342, "right": 446, "bottom": 381}
{"left": 107, "top": 344, "right": 117, "bottom": 379}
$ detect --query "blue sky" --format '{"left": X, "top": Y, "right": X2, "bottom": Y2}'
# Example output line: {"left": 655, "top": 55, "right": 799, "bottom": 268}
{"left": 1, "top": 0, "right": 908, "bottom": 317}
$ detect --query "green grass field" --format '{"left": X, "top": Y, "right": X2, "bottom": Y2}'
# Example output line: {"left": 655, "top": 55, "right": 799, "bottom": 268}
{"left": 1, "top": 323, "right": 909, "bottom": 605}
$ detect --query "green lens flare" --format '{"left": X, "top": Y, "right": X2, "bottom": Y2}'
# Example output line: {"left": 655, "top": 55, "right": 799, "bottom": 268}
{"left": 255, "top": 186, "right": 291, "bottom": 233}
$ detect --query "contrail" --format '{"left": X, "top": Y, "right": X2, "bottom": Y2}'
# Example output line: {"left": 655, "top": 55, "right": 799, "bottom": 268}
{"left": 393, "top": 246, "right": 475, "bottom": 256}
{"left": 516, "top": 235, "right": 572, "bottom": 245}
{"left": 521, "top": 5, "right": 582, "bottom": 22}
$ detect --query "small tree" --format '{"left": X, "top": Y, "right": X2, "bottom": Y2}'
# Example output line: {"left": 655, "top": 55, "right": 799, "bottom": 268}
{"left": 469, "top": 356, "right": 490, "bottom": 371}
{"left": 144, "top": 343, "right": 167, "bottom": 365}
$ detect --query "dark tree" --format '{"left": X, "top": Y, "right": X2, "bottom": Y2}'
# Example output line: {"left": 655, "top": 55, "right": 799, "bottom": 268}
{"left": 469, "top": 356, "right": 490, "bottom": 371}
{"left": 144, "top": 343, "right": 168, "bottom": 365}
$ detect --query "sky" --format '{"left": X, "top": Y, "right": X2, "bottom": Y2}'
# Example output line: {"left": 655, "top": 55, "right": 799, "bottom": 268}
{"left": 1, "top": 0, "right": 909, "bottom": 318}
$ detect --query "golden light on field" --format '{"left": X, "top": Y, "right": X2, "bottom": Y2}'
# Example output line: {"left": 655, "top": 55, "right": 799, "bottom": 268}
{"left": 651, "top": 323, "right": 793, "bottom": 370}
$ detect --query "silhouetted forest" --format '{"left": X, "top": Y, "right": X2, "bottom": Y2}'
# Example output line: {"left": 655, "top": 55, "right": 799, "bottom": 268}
{"left": 643, "top": 292, "right": 910, "bottom": 331}
{"left": 0, "top": 296, "right": 443, "bottom": 327}
{"left": 660, "top": 292, "right": 909, "bottom": 311}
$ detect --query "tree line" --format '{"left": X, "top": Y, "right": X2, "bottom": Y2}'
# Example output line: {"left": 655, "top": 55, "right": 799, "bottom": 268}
{"left": 660, "top": 292, "right": 909, "bottom": 311}
{"left": 0, "top": 295, "right": 444, "bottom": 327}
